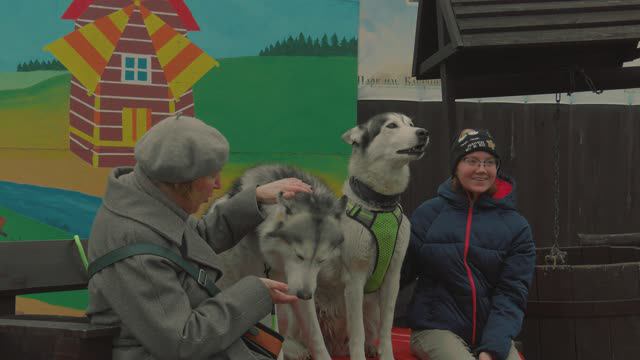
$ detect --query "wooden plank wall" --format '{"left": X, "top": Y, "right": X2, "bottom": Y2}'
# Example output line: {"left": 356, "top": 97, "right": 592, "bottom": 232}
{"left": 520, "top": 246, "right": 640, "bottom": 360}
{"left": 358, "top": 100, "right": 640, "bottom": 247}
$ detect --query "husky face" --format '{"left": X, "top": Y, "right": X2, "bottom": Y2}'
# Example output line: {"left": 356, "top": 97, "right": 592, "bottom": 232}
{"left": 342, "top": 112, "right": 429, "bottom": 163}
{"left": 260, "top": 193, "right": 347, "bottom": 300}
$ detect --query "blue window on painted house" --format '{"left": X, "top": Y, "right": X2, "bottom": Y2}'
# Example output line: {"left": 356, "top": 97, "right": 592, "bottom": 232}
{"left": 122, "top": 55, "right": 151, "bottom": 83}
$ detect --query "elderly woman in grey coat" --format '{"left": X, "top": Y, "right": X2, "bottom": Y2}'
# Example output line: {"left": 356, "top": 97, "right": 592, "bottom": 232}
{"left": 87, "top": 115, "right": 311, "bottom": 360}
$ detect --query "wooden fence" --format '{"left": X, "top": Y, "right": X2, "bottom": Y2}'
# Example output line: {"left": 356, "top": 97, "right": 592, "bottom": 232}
{"left": 358, "top": 100, "right": 640, "bottom": 247}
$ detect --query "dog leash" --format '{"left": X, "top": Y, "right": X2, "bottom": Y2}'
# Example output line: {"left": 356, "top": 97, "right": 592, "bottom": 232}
{"left": 263, "top": 263, "right": 278, "bottom": 330}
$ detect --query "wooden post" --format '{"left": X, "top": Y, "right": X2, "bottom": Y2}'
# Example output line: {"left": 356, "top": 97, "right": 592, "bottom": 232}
{"left": 0, "top": 297, "right": 15, "bottom": 316}
{"left": 436, "top": 2, "right": 457, "bottom": 147}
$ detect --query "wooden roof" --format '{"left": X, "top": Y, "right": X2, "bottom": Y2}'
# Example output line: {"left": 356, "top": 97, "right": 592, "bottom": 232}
{"left": 413, "top": 0, "right": 640, "bottom": 97}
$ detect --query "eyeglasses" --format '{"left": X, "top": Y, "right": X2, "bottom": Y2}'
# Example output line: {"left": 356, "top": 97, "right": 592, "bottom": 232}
{"left": 461, "top": 157, "right": 498, "bottom": 168}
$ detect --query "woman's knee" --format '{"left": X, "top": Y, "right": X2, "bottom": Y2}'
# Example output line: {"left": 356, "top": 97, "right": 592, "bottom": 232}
{"left": 410, "top": 329, "right": 475, "bottom": 360}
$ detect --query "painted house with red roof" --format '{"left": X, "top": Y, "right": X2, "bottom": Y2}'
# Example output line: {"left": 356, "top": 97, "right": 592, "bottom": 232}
{"left": 46, "top": 0, "right": 218, "bottom": 167}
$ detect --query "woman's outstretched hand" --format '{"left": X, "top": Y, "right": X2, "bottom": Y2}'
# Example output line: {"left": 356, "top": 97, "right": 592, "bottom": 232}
{"left": 256, "top": 178, "right": 312, "bottom": 204}
{"left": 259, "top": 278, "right": 299, "bottom": 304}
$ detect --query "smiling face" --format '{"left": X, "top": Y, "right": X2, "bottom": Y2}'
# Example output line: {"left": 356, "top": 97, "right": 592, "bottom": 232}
{"left": 455, "top": 151, "right": 498, "bottom": 197}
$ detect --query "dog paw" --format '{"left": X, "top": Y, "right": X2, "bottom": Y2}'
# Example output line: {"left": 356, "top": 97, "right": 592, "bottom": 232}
{"left": 284, "top": 349, "right": 311, "bottom": 360}
{"left": 365, "top": 343, "right": 379, "bottom": 358}
{"left": 378, "top": 348, "right": 396, "bottom": 360}
{"left": 283, "top": 339, "right": 312, "bottom": 360}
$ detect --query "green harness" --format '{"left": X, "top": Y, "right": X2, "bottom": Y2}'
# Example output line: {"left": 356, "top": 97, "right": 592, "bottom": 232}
{"left": 345, "top": 199, "right": 403, "bottom": 293}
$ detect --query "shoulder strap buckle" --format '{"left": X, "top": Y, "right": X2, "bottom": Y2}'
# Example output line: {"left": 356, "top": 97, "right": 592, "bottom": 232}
{"left": 197, "top": 268, "right": 208, "bottom": 287}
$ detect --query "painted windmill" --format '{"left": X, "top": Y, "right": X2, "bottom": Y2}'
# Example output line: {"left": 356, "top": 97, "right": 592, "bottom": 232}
{"left": 45, "top": 0, "right": 218, "bottom": 167}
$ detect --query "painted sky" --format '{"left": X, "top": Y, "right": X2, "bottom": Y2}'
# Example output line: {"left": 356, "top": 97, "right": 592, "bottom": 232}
{"left": 359, "top": 0, "right": 418, "bottom": 77}
{"left": 0, "top": 0, "right": 359, "bottom": 71}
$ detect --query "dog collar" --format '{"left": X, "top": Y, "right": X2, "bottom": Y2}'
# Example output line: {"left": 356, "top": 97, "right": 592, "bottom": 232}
{"left": 349, "top": 177, "right": 402, "bottom": 211}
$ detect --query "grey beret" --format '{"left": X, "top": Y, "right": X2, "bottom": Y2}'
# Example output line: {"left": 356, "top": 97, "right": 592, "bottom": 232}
{"left": 134, "top": 115, "right": 229, "bottom": 183}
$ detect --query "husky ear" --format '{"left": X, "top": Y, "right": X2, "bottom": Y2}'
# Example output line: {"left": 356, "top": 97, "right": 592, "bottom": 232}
{"left": 341, "top": 125, "right": 366, "bottom": 146}
{"left": 266, "top": 221, "right": 285, "bottom": 239}
{"left": 333, "top": 196, "right": 348, "bottom": 219}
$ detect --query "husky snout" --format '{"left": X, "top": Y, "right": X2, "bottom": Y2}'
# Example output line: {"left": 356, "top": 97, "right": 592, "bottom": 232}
{"left": 284, "top": 259, "right": 321, "bottom": 300}
{"left": 288, "top": 276, "right": 317, "bottom": 300}
{"left": 296, "top": 289, "right": 313, "bottom": 300}
{"left": 416, "top": 128, "right": 429, "bottom": 141}
{"left": 416, "top": 127, "right": 430, "bottom": 150}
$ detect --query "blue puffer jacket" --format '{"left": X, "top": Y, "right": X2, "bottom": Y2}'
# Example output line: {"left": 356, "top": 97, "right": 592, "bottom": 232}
{"left": 401, "top": 176, "right": 535, "bottom": 360}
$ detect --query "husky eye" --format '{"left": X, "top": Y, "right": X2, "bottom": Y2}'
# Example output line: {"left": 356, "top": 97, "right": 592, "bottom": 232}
{"left": 386, "top": 123, "right": 398, "bottom": 129}
{"left": 317, "top": 258, "right": 326, "bottom": 264}
{"left": 296, "top": 254, "right": 305, "bottom": 261}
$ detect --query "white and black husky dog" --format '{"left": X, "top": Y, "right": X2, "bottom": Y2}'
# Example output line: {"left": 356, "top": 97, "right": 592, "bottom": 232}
{"left": 310, "top": 112, "right": 429, "bottom": 360}
{"left": 207, "top": 165, "right": 347, "bottom": 359}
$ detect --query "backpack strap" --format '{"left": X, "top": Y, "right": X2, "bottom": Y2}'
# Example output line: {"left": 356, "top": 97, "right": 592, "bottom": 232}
{"left": 88, "top": 243, "right": 220, "bottom": 297}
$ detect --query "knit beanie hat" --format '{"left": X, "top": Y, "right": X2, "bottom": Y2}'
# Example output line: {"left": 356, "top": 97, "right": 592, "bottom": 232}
{"left": 450, "top": 128, "right": 499, "bottom": 175}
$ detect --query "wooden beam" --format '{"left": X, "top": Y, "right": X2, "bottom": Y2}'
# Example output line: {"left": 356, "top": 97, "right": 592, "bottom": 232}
{"left": 437, "top": 4, "right": 458, "bottom": 143}
{"left": 458, "top": 9, "right": 640, "bottom": 34}
{"left": 454, "top": 0, "right": 640, "bottom": 18}
{"left": 438, "top": 0, "right": 463, "bottom": 47}
{"left": 578, "top": 233, "right": 640, "bottom": 246}
{"left": 453, "top": 0, "right": 585, "bottom": 4}
{"left": 464, "top": 23, "right": 640, "bottom": 47}
{"left": 527, "top": 298, "right": 640, "bottom": 317}
{"left": 418, "top": 43, "right": 458, "bottom": 78}
{"left": 0, "top": 240, "right": 89, "bottom": 296}
{"left": 0, "top": 297, "right": 15, "bottom": 316}
{"left": 451, "top": 66, "right": 640, "bottom": 99}
{"left": 0, "top": 317, "right": 119, "bottom": 339}
{"left": 412, "top": 0, "right": 438, "bottom": 77}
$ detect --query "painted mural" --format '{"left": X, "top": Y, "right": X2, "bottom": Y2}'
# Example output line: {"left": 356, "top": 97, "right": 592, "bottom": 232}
{"left": 0, "top": 0, "right": 358, "bottom": 315}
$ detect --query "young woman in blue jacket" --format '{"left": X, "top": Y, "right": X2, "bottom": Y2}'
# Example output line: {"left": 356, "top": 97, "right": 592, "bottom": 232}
{"left": 401, "top": 129, "right": 535, "bottom": 360}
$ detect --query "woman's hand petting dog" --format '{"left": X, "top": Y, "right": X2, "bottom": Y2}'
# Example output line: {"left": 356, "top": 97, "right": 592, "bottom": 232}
{"left": 256, "top": 178, "right": 312, "bottom": 204}
{"left": 259, "top": 278, "right": 299, "bottom": 304}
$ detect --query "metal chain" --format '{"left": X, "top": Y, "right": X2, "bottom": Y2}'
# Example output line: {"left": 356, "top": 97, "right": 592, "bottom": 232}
{"left": 545, "top": 94, "right": 567, "bottom": 267}
{"left": 553, "top": 96, "right": 561, "bottom": 247}
{"left": 545, "top": 68, "right": 602, "bottom": 267}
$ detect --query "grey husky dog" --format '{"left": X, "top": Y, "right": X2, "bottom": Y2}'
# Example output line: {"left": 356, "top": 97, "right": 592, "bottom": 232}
{"left": 207, "top": 165, "right": 347, "bottom": 359}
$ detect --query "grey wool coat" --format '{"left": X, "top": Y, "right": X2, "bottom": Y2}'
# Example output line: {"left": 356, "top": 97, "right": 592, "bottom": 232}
{"left": 87, "top": 166, "right": 274, "bottom": 360}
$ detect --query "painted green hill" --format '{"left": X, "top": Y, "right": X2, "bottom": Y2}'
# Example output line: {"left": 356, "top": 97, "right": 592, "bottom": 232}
{"left": 0, "top": 71, "right": 68, "bottom": 91}
{"left": 0, "top": 205, "right": 72, "bottom": 242}
{"left": 0, "top": 73, "right": 71, "bottom": 149}
{"left": 194, "top": 56, "right": 357, "bottom": 155}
